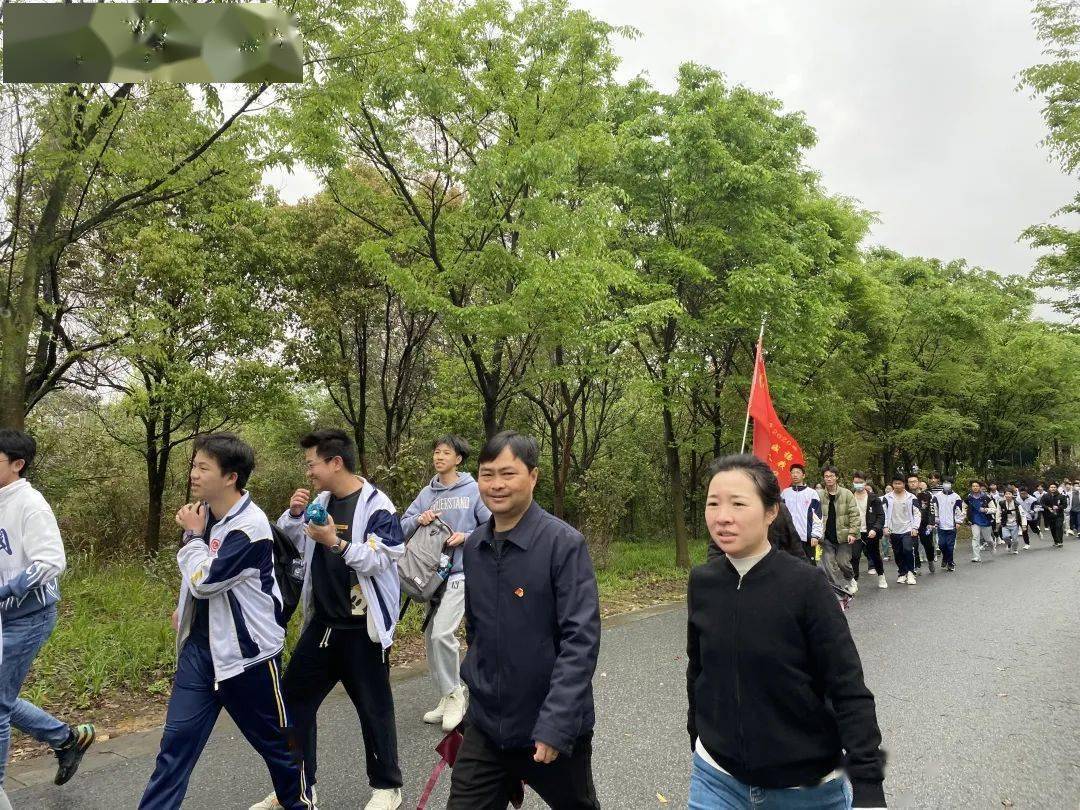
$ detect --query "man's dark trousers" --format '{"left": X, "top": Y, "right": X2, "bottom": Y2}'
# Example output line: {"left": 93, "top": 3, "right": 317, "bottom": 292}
{"left": 447, "top": 723, "right": 599, "bottom": 810}
{"left": 140, "top": 641, "right": 311, "bottom": 810}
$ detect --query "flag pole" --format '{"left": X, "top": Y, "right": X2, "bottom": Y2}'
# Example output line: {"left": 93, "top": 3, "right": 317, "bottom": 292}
{"left": 740, "top": 313, "right": 768, "bottom": 454}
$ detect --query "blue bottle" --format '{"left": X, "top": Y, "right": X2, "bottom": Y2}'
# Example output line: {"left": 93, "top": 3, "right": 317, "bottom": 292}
{"left": 305, "top": 502, "right": 329, "bottom": 526}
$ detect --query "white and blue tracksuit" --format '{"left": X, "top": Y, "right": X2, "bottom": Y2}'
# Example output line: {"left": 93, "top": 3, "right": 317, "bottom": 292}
{"left": 780, "top": 485, "right": 822, "bottom": 549}
{"left": 140, "top": 494, "right": 313, "bottom": 810}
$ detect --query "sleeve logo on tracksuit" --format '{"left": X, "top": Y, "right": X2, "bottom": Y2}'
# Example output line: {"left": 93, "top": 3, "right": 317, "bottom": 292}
{"left": 0, "top": 529, "right": 10, "bottom": 555}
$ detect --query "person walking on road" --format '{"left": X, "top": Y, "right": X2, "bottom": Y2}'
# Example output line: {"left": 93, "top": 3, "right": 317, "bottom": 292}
{"left": 1041, "top": 482, "right": 1068, "bottom": 548}
{"left": 882, "top": 476, "right": 920, "bottom": 585}
{"left": 997, "top": 490, "right": 1026, "bottom": 555}
{"left": 447, "top": 431, "right": 602, "bottom": 810}
{"left": 850, "top": 473, "right": 887, "bottom": 590}
{"left": 931, "top": 479, "right": 964, "bottom": 571}
{"left": 780, "top": 464, "right": 822, "bottom": 561}
{"left": 688, "top": 454, "right": 888, "bottom": 810}
{"left": 965, "top": 481, "right": 997, "bottom": 563}
{"left": 816, "top": 467, "right": 862, "bottom": 597}
{"left": 908, "top": 476, "right": 937, "bottom": 575}
{"left": 1064, "top": 480, "right": 1080, "bottom": 537}
{"left": 399, "top": 435, "right": 491, "bottom": 733}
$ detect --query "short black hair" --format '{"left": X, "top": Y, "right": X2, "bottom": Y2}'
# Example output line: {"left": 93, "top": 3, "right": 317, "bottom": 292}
{"left": 300, "top": 428, "right": 356, "bottom": 473}
{"left": 0, "top": 429, "right": 36, "bottom": 478}
{"left": 478, "top": 430, "right": 539, "bottom": 471}
{"left": 930, "top": 471, "right": 941, "bottom": 480}
{"left": 851, "top": 470, "right": 866, "bottom": 480}
{"left": 970, "top": 479, "right": 982, "bottom": 486}
{"left": 789, "top": 463, "right": 806, "bottom": 474}
{"left": 891, "top": 474, "right": 905, "bottom": 484}
{"left": 822, "top": 465, "right": 839, "bottom": 476}
{"left": 906, "top": 473, "right": 920, "bottom": 481}
{"left": 194, "top": 433, "right": 255, "bottom": 491}
{"left": 433, "top": 434, "right": 470, "bottom": 464}
{"left": 708, "top": 454, "right": 781, "bottom": 510}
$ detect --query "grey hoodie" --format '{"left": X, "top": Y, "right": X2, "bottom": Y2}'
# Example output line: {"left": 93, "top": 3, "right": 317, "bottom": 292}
{"left": 400, "top": 472, "right": 491, "bottom": 577}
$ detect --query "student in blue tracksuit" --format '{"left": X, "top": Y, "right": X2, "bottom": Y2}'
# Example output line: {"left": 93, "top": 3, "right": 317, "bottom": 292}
{"left": 140, "top": 434, "right": 313, "bottom": 810}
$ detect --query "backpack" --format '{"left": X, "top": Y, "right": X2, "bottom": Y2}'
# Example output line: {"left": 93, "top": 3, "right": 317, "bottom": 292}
{"left": 398, "top": 516, "right": 453, "bottom": 603}
{"left": 270, "top": 524, "right": 304, "bottom": 626}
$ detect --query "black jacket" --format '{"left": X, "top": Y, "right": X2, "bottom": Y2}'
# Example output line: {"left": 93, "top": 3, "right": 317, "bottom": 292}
{"left": 461, "top": 501, "right": 601, "bottom": 755}
{"left": 1040, "top": 492, "right": 1068, "bottom": 521}
{"left": 912, "top": 490, "right": 937, "bottom": 534}
{"left": 707, "top": 503, "right": 808, "bottom": 564}
{"left": 856, "top": 491, "right": 885, "bottom": 537}
{"left": 687, "top": 548, "right": 886, "bottom": 807}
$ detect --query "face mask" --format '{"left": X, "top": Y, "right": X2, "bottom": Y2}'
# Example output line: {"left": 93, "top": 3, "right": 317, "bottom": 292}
{"left": 943, "top": 483, "right": 952, "bottom": 493}
{"left": 853, "top": 482, "right": 865, "bottom": 492}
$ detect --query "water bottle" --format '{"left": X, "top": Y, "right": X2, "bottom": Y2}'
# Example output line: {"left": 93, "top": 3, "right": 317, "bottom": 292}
{"left": 438, "top": 552, "right": 452, "bottom": 581}
{"left": 305, "top": 502, "right": 329, "bottom": 526}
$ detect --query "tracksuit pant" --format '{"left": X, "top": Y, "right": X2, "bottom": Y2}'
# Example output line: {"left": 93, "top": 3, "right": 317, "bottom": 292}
{"left": 937, "top": 528, "right": 957, "bottom": 567}
{"left": 912, "top": 529, "right": 935, "bottom": 569}
{"left": 140, "top": 640, "right": 312, "bottom": 810}
{"left": 970, "top": 524, "right": 994, "bottom": 561}
{"left": 888, "top": 532, "right": 915, "bottom": 576}
{"left": 426, "top": 577, "right": 466, "bottom": 698}
{"left": 282, "top": 619, "right": 402, "bottom": 791}
{"left": 819, "top": 539, "right": 854, "bottom": 593}
{"left": 447, "top": 723, "right": 599, "bottom": 810}
{"left": 1048, "top": 517, "right": 1065, "bottom": 547}
{"left": 852, "top": 532, "right": 884, "bottom": 580}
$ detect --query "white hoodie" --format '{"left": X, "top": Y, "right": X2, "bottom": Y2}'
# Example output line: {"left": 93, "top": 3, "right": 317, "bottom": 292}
{"left": 0, "top": 478, "right": 66, "bottom": 619}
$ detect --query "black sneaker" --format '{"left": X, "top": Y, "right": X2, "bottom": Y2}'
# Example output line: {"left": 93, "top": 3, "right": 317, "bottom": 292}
{"left": 54, "top": 723, "right": 95, "bottom": 785}
{"left": 948, "top": 563, "right": 956, "bottom": 571}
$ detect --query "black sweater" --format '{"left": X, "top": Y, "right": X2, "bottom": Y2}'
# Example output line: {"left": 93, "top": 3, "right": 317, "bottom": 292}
{"left": 687, "top": 547, "right": 887, "bottom": 807}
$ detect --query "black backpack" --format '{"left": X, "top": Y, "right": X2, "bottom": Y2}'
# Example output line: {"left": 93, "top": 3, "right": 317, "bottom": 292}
{"left": 270, "top": 524, "right": 304, "bottom": 626}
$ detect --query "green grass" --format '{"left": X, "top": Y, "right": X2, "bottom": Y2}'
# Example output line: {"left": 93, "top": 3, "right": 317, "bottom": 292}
{"left": 22, "top": 540, "right": 696, "bottom": 712}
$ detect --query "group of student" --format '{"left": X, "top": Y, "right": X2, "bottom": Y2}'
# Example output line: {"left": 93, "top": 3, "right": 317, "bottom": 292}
{"left": 3, "top": 417, "right": 1077, "bottom": 808}
{"left": 778, "top": 463, "right": 1080, "bottom": 603}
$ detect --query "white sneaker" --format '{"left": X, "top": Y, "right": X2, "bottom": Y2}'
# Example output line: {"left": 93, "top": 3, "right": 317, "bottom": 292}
{"left": 365, "top": 788, "right": 403, "bottom": 810}
{"left": 867, "top": 568, "right": 878, "bottom": 576}
{"left": 906, "top": 572, "right": 917, "bottom": 585}
{"left": 441, "top": 685, "right": 467, "bottom": 732}
{"left": 897, "top": 574, "right": 906, "bottom": 584}
{"left": 250, "top": 788, "right": 318, "bottom": 810}
{"left": 878, "top": 574, "right": 888, "bottom": 589}
{"left": 423, "top": 694, "right": 449, "bottom": 724}
{"left": 848, "top": 579, "right": 859, "bottom": 595}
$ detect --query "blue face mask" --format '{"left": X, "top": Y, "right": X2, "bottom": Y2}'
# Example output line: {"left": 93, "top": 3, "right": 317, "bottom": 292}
{"left": 852, "top": 482, "right": 865, "bottom": 492}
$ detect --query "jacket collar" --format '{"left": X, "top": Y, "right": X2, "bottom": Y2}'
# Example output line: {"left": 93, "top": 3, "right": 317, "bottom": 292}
{"left": 482, "top": 500, "right": 543, "bottom": 551}
{"left": 720, "top": 544, "right": 778, "bottom": 580}
{"left": 217, "top": 492, "right": 252, "bottom": 526}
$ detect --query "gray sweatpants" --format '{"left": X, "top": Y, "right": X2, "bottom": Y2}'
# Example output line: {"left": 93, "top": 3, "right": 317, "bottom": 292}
{"left": 425, "top": 577, "right": 466, "bottom": 697}
{"left": 820, "top": 540, "right": 855, "bottom": 594}
{"left": 970, "top": 524, "right": 994, "bottom": 561}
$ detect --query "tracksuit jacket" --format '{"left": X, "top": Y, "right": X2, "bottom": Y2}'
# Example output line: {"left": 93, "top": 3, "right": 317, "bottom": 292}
{"left": 277, "top": 481, "right": 405, "bottom": 650}
{"left": 174, "top": 494, "right": 286, "bottom": 683}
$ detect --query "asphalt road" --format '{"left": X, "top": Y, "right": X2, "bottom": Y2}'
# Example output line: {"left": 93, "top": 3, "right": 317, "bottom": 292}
{"left": 10, "top": 531, "right": 1080, "bottom": 809}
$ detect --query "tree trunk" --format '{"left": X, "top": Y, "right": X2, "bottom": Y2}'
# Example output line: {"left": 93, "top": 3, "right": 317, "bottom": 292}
{"left": 663, "top": 402, "right": 690, "bottom": 568}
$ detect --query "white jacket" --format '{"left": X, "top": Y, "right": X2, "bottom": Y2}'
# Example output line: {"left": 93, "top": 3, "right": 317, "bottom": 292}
{"left": 881, "top": 490, "right": 921, "bottom": 534}
{"left": 0, "top": 479, "right": 66, "bottom": 619}
{"left": 932, "top": 491, "right": 965, "bottom": 530}
{"left": 175, "top": 494, "right": 285, "bottom": 684}
{"left": 277, "top": 481, "right": 405, "bottom": 650}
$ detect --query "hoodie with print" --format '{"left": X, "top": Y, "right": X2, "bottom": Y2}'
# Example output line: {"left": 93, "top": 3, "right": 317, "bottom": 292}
{"left": 400, "top": 472, "right": 491, "bottom": 577}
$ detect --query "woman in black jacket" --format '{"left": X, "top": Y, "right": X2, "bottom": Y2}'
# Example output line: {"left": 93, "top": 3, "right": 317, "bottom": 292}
{"left": 687, "top": 454, "right": 887, "bottom": 809}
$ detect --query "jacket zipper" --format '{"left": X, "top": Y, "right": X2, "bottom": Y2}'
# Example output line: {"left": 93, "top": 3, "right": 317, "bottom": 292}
{"left": 495, "top": 543, "right": 504, "bottom": 744}
{"left": 734, "top": 572, "right": 745, "bottom": 770}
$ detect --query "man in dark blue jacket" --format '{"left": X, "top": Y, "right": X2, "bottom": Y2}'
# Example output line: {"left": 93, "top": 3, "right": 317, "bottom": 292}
{"left": 447, "top": 431, "right": 601, "bottom": 810}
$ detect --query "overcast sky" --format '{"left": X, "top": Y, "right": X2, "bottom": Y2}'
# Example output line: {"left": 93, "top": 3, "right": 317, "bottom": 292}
{"left": 267, "top": 0, "right": 1073, "bottom": 318}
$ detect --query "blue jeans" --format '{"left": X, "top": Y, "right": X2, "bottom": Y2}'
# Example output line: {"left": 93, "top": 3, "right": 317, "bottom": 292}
{"left": 0, "top": 605, "right": 70, "bottom": 785}
{"left": 689, "top": 753, "right": 853, "bottom": 809}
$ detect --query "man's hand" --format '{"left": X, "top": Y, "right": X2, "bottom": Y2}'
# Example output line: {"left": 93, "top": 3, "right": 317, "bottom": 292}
{"left": 417, "top": 509, "right": 440, "bottom": 527}
{"left": 868, "top": 530, "right": 878, "bottom": 540}
{"left": 446, "top": 532, "right": 466, "bottom": 548}
{"left": 175, "top": 502, "right": 207, "bottom": 535}
{"left": 847, "top": 534, "right": 856, "bottom": 545}
{"left": 304, "top": 518, "right": 339, "bottom": 547}
{"left": 533, "top": 741, "right": 559, "bottom": 764}
{"left": 289, "top": 488, "right": 311, "bottom": 517}
{"left": 910, "top": 529, "right": 918, "bottom": 537}
{"left": 810, "top": 538, "right": 819, "bottom": 548}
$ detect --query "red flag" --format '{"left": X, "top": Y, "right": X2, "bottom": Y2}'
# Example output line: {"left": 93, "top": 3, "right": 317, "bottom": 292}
{"left": 747, "top": 341, "right": 805, "bottom": 490}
